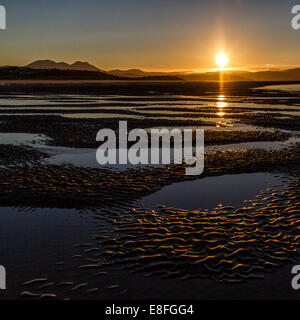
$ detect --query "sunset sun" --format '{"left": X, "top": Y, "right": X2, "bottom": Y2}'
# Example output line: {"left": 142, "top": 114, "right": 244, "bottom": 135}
{"left": 216, "top": 52, "right": 228, "bottom": 70}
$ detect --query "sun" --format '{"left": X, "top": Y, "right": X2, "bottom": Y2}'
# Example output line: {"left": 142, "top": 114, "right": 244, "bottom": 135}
{"left": 216, "top": 52, "right": 228, "bottom": 70}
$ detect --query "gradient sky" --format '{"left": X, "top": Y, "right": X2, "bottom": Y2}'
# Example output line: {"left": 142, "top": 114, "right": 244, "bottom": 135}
{"left": 0, "top": 0, "right": 300, "bottom": 71}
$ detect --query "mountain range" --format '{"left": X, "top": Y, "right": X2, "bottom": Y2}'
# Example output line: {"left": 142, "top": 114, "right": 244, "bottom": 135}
{"left": 26, "top": 60, "right": 103, "bottom": 72}
{"left": 1, "top": 59, "right": 300, "bottom": 81}
{"left": 26, "top": 60, "right": 174, "bottom": 78}
{"left": 0, "top": 62, "right": 182, "bottom": 81}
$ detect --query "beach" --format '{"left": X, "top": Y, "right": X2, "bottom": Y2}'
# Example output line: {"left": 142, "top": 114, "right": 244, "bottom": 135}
{"left": 1, "top": 80, "right": 300, "bottom": 300}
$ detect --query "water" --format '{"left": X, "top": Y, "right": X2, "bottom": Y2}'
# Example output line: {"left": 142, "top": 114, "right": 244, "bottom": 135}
{"left": 0, "top": 133, "right": 48, "bottom": 145}
{"left": 2, "top": 88, "right": 300, "bottom": 171}
{"left": 259, "top": 84, "right": 300, "bottom": 92}
{"left": 141, "top": 172, "right": 284, "bottom": 210}
{"left": 0, "top": 206, "right": 97, "bottom": 299}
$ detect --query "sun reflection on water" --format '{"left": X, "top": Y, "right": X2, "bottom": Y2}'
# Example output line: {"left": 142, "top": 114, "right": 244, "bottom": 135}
{"left": 217, "top": 102, "right": 227, "bottom": 108}
{"left": 216, "top": 96, "right": 227, "bottom": 117}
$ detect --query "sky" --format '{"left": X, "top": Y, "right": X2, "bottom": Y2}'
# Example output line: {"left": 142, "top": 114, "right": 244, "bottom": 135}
{"left": 0, "top": 0, "right": 300, "bottom": 71}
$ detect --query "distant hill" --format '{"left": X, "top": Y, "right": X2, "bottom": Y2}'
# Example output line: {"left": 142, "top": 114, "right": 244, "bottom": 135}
{"left": 109, "top": 68, "right": 300, "bottom": 81}
{"left": 26, "top": 60, "right": 102, "bottom": 72}
{"left": 109, "top": 69, "right": 148, "bottom": 77}
{"left": 249, "top": 68, "right": 300, "bottom": 81}
{"left": 108, "top": 69, "right": 174, "bottom": 78}
{"left": 181, "top": 68, "right": 300, "bottom": 81}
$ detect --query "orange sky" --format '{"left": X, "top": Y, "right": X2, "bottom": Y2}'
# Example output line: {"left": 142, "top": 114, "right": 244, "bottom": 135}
{"left": 0, "top": 1, "right": 299, "bottom": 72}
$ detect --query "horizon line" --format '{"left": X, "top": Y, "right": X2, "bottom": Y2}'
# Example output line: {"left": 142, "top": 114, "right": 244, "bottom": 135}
{"left": 2, "top": 61, "right": 300, "bottom": 74}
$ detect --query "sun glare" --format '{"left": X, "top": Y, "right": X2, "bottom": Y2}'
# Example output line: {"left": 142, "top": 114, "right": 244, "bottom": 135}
{"left": 216, "top": 52, "right": 228, "bottom": 70}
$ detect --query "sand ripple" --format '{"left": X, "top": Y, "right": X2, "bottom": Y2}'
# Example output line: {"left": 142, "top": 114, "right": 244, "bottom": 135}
{"left": 96, "top": 179, "right": 300, "bottom": 282}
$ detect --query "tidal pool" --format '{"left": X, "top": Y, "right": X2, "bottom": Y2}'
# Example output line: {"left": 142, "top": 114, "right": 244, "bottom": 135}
{"left": 141, "top": 172, "right": 285, "bottom": 210}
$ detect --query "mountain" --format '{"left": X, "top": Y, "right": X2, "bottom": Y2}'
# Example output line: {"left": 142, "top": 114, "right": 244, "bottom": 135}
{"left": 26, "top": 60, "right": 102, "bottom": 72}
{"left": 70, "top": 61, "right": 101, "bottom": 72}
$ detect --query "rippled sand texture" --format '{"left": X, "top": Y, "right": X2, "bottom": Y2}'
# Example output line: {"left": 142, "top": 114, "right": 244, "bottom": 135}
{"left": 14, "top": 175, "right": 299, "bottom": 299}
{"left": 0, "top": 143, "right": 300, "bottom": 208}
{"left": 96, "top": 178, "right": 300, "bottom": 283}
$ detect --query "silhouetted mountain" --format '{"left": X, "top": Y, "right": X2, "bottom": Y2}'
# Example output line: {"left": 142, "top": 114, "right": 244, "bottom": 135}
{"left": 26, "top": 60, "right": 102, "bottom": 72}
{"left": 70, "top": 61, "right": 101, "bottom": 72}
